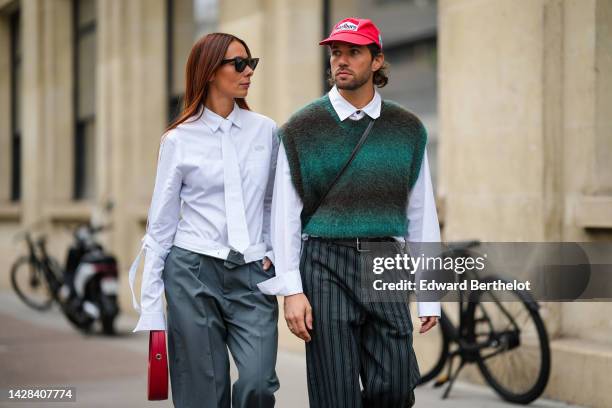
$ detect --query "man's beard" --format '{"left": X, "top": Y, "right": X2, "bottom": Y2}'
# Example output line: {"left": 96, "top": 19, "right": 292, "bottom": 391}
{"left": 335, "top": 71, "right": 372, "bottom": 91}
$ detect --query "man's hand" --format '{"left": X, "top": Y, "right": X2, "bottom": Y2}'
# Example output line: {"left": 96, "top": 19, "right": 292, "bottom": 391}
{"left": 284, "top": 293, "right": 313, "bottom": 342}
{"left": 419, "top": 316, "right": 438, "bottom": 334}
{"left": 262, "top": 257, "right": 272, "bottom": 271}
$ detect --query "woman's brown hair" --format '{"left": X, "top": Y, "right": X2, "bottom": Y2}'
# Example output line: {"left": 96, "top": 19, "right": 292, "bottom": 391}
{"left": 165, "top": 33, "right": 252, "bottom": 133}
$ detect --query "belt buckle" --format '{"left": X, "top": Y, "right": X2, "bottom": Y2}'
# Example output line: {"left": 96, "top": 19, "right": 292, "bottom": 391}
{"left": 224, "top": 249, "right": 246, "bottom": 270}
{"left": 356, "top": 237, "right": 371, "bottom": 253}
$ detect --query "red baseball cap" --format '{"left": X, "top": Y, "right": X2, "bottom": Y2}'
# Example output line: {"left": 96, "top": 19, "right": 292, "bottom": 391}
{"left": 319, "top": 17, "right": 383, "bottom": 49}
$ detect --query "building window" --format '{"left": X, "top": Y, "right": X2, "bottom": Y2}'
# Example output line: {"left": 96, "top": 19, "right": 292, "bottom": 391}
{"left": 193, "top": 0, "right": 218, "bottom": 40}
{"left": 10, "top": 11, "right": 22, "bottom": 202}
{"left": 73, "top": 0, "right": 97, "bottom": 200}
{"left": 167, "top": 0, "right": 218, "bottom": 123}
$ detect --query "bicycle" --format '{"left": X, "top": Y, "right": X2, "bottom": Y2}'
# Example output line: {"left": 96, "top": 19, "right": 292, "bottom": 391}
{"left": 413, "top": 240, "right": 551, "bottom": 405}
{"left": 10, "top": 230, "right": 64, "bottom": 311}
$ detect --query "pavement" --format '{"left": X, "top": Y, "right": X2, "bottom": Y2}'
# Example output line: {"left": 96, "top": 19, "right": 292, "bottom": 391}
{"left": 0, "top": 291, "right": 582, "bottom": 408}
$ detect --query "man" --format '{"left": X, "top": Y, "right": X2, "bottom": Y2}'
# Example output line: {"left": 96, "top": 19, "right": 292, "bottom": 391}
{"left": 258, "top": 17, "right": 441, "bottom": 407}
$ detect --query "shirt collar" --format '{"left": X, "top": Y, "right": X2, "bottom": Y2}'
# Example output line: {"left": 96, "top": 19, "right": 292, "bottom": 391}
{"left": 201, "top": 102, "right": 243, "bottom": 133}
{"left": 328, "top": 85, "right": 381, "bottom": 121}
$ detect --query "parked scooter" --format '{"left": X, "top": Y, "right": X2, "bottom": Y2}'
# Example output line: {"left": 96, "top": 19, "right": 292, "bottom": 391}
{"left": 11, "top": 208, "right": 120, "bottom": 335}
{"left": 59, "top": 222, "right": 120, "bottom": 334}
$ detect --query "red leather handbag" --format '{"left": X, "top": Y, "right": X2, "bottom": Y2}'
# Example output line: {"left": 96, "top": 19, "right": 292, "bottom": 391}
{"left": 148, "top": 330, "right": 169, "bottom": 400}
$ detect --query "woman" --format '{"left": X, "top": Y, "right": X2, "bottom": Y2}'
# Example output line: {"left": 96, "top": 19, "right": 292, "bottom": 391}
{"left": 129, "top": 33, "right": 279, "bottom": 407}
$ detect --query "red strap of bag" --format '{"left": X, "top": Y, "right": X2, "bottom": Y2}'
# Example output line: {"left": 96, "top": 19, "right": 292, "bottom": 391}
{"left": 148, "top": 330, "right": 169, "bottom": 400}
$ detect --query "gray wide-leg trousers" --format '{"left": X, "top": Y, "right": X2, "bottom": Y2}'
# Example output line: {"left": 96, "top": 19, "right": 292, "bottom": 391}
{"left": 162, "top": 246, "right": 279, "bottom": 408}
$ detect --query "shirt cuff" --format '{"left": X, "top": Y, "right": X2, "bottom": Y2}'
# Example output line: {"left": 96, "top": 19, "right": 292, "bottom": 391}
{"left": 133, "top": 311, "right": 166, "bottom": 332}
{"left": 264, "top": 250, "right": 275, "bottom": 265}
{"left": 256, "top": 269, "right": 302, "bottom": 296}
{"left": 417, "top": 301, "right": 441, "bottom": 318}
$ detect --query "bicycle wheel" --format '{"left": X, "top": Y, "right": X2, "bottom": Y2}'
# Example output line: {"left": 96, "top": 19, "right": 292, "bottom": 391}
{"left": 412, "top": 306, "right": 450, "bottom": 385}
{"left": 10, "top": 256, "right": 54, "bottom": 311}
{"left": 466, "top": 276, "right": 550, "bottom": 404}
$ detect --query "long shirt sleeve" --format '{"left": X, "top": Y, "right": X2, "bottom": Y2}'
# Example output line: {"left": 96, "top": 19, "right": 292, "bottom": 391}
{"left": 262, "top": 126, "right": 280, "bottom": 264}
{"left": 405, "top": 149, "right": 442, "bottom": 317}
{"left": 256, "top": 142, "right": 304, "bottom": 296}
{"left": 132, "top": 135, "right": 182, "bottom": 332}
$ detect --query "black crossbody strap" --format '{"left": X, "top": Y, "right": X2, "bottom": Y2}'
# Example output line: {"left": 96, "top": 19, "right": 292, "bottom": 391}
{"left": 305, "top": 119, "right": 376, "bottom": 227}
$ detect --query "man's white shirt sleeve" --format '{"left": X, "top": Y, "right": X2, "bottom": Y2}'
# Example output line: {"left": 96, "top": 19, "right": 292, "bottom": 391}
{"left": 406, "top": 149, "right": 442, "bottom": 318}
{"left": 256, "top": 142, "right": 304, "bottom": 296}
{"left": 262, "top": 125, "right": 280, "bottom": 265}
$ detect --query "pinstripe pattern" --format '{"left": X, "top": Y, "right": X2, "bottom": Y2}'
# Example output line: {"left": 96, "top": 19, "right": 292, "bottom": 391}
{"left": 301, "top": 239, "right": 419, "bottom": 408}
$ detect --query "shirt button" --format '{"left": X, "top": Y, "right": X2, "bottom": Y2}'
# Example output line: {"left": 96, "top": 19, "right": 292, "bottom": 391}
{"left": 356, "top": 110, "right": 361, "bottom": 114}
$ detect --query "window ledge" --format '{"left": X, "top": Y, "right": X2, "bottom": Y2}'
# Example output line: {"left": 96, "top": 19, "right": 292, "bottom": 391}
{"left": 0, "top": 203, "right": 22, "bottom": 221}
{"left": 575, "top": 196, "right": 612, "bottom": 229}
{"left": 43, "top": 202, "right": 92, "bottom": 223}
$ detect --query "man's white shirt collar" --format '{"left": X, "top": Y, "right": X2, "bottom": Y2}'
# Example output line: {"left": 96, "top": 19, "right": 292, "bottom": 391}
{"left": 328, "top": 85, "right": 381, "bottom": 121}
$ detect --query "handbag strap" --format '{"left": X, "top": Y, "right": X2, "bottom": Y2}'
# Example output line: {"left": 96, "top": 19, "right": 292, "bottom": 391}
{"left": 304, "top": 118, "right": 376, "bottom": 228}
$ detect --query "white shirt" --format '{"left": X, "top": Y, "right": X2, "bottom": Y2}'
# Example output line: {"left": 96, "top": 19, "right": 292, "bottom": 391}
{"left": 257, "top": 86, "right": 441, "bottom": 317}
{"left": 130, "top": 103, "right": 278, "bottom": 331}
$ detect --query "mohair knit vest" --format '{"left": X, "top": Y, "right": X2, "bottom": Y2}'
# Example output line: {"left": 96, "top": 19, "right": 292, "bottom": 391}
{"left": 281, "top": 95, "right": 427, "bottom": 238}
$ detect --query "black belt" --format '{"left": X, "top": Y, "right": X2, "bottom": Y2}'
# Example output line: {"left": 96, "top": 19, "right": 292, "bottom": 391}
{"left": 308, "top": 236, "right": 396, "bottom": 252}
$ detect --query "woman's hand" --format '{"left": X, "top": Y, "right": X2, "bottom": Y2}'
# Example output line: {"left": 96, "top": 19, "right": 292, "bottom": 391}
{"left": 262, "top": 257, "right": 273, "bottom": 271}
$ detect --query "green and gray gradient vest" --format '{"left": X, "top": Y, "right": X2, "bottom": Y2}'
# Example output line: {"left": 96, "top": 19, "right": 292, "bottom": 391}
{"left": 281, "top": 95, "right": 427, "bottom": 238}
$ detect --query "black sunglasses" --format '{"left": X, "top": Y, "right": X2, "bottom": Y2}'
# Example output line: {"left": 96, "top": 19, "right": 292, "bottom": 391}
{"left": 220, "top": 57, "right": 259, "bottom": 73}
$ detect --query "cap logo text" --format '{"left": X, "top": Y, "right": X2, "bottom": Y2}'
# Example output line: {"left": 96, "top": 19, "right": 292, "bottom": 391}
{"left": 334, "top": 22, "right": 358, "bottom": 32}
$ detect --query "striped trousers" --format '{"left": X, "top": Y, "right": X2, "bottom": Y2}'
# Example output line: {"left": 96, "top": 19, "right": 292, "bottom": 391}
{"left": 301, "top": 239, "right": 420, "bottom": 408}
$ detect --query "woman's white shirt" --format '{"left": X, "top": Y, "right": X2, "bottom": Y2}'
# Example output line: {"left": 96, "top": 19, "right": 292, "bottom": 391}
{"left": 130, "top": 103, "right": 278, "bottom": 332}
